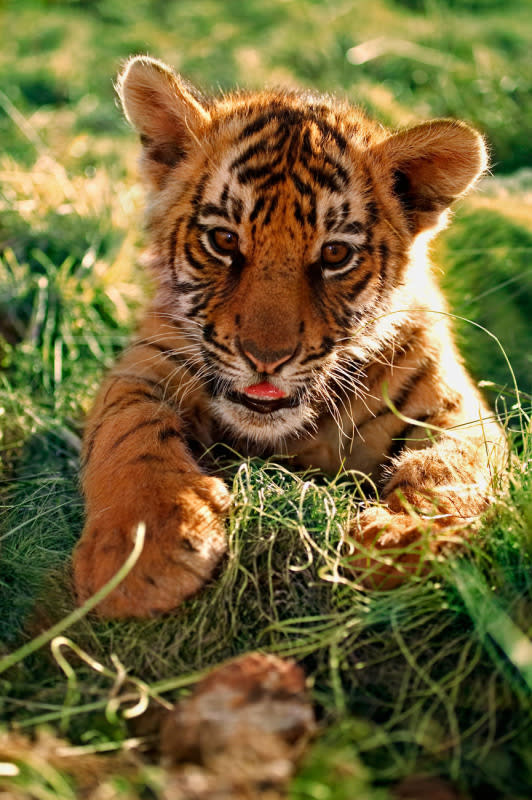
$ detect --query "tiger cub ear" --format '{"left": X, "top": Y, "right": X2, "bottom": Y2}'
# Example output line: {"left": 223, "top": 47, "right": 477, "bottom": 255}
{"left": 116, "top": 55, "right": 211, "bottom": 188}
{"left": 373, "top": 119, "right": 488, "bottom": 234}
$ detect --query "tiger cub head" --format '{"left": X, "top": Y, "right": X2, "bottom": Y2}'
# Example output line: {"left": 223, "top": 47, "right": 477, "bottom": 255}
{"left": 117, "top": 56, "right": 487, "bottom": 446}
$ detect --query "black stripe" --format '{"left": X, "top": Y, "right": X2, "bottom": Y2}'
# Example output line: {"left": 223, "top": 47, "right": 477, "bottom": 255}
{"left": 345, "top": 271, "right": 373, "bottom": 298}
{"left": 273, "top": 125, "right": 292, "bottom": 153}
{"left": 325, "top": 202, "right": 352, "bottom": 232}
{"left": 203, "top": 322, "right": 233, "bottom": 355}
{"left": 158, "top": 426, "right": 183, "bottom": 443}
{"left": 186, "top": 296, "right": 211, "bottom": 317}
{"left": 326, "top": 297, "right": 352, "bottom": 328}
{"left": 127, "top": 453, "right": 166, "bottom": 465}
{"left": 366, "top": 201, "right": 379, "bottom": 225}
{"left": 293, "top": 199, "right": 304, "bottom": 226}
{"left": 238, "top": 149, "right": 285, "bottom": 184}
{"left": 231, "top": 139, "right": 269, "bottom": 171}
{"left": 259, "top": 172, "right": 284, "bottom": 190}
{"left": 341, "top": 220, "right": 364, "bottom": 235}
{"left": 238, "top": 163, "right": 273, "bottom": 184}
{"left": 146, "top": 142, "right": 185, "bottom": 168}
{"left": 190, "top": 173, "right": 208, "bottom": 210}
{"left": 103, "top": 389, "right": 160, "bottom": 415}
{"left": 300, "top": 336, "right": 335, "bottom": 365}
{"left": 238, "top": 113, "right": 274, "bottom": 141}
{"left": 174, "top": 279, "right": 209, "bottom": 294}
{"left": 109, "top": 418, "right": 163, "bottom": 453}
{"left": 249, "top": 195, "right": 266, "bottom": 223}
{"left": 102, "top": 375, "right": 161, "bottom": 405}
{"left": 307, "top": 165, "right": 341, "bottom": 193}
{"left": 186, "top": 285, "right": 216, "bottom": 317}
{"left": 263, "top": 195, "right": 279, "bottom": 225}
{"left": 307, "top": 194, "right": 317, "bottom": 227}
{"left": 391, "top": 364, "right": 431, "bottom": 413}
{"left": 199, "top": 202, "right": 230, "bottom": 220}
{"left": 291, "top": 173, "right": 313, "bottom": 196}
{"left": 168, "top": 217, "right": 183, "bottom": 290}
{"left": 238, "top": 108, "right": 305, "bottom": 142}
{"left": 322, "top": 154, "right": 349, "bottom": 186}
{"left": 340, "top": 201, "right": 350, "bottom": 222}
{"left": 285, "top": 129, "right": 301, "bottom": 166}
{"left": 84, "top": 388, "right": 163, "bottom": 465}
{"left": 378, "top": 241, "right": 390, "bottom": 288}
{"left": 200, "top": 345, "right": 233, "bottom": 375}
{"left": 301, "top": 128, "right": 312, "bottom": 157}
{"left": 314, "top": 119, "right": 347, "bottom": 150}
{"left": 220, "top": 183, "right": 229, "bottom": 210}
{"left": 184, "top": 242, "right": 207, "bottom": 271}
{"left": 325, "top": 208, "right": 337, "bottom": 231}
{"left": 231, "top": 196, "right": 244, "bottom": 224}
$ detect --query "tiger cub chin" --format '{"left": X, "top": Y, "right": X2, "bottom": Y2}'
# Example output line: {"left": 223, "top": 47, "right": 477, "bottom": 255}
{"left": 73, "top": 55, "right": 505, "bottom": 618}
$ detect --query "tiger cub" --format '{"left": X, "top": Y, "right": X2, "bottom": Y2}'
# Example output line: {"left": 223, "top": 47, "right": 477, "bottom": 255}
{"left": 73, "top": 56, "right": 505, "bottom": 618}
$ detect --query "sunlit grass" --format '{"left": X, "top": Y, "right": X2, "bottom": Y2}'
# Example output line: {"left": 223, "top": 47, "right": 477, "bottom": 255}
{"left": 1, "top": 441, "right": 531, "bottom": 796}
{"left": 1, "top": 0, "right": 531, "bottom": 797}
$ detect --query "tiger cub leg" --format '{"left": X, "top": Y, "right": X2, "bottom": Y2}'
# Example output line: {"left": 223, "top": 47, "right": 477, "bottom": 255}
{"left": 73, "top": 373, "right": 230, "bottom": 618}
{"left": 350, "top": 426, "right": 505, "bottom": 588}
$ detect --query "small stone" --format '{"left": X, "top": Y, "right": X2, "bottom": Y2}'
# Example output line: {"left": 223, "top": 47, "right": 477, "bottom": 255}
{"left": 394, "top": 775, "right": 463, "bottom": 800}
{"left": 160, "top": 652, "right": 315, "bottom": 798}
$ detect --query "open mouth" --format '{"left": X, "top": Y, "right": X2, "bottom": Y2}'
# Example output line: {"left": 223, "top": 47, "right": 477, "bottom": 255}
{"left": 226, "top": 383, "right": 302, "bottom": 415}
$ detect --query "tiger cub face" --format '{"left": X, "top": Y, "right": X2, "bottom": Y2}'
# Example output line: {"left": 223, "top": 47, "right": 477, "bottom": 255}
{"left": 118, "top": 57, "right": 486, "bottom": 446}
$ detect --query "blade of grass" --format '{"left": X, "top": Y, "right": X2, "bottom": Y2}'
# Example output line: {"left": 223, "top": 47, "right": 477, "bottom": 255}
{"left": 0, "top": 522, "right": 145, "bottom": 675}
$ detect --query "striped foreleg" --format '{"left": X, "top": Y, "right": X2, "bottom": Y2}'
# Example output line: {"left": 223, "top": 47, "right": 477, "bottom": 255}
{"left": 73, "top": 342, "right": 229, "bottom": 618}
{"left": 349, "top": 408, "right": 506, "bottom": 589}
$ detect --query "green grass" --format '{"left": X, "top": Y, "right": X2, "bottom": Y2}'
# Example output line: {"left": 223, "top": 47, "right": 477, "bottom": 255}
{"left": 1, "top": 0, "right": 532, "bottom": 797}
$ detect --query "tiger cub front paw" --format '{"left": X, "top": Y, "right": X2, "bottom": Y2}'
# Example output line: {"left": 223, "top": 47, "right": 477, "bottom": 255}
{"left": 73, "top": 473, "right": 230, "bottom": 618}
{"left": 348, "top": 505, "right": 439, "bottom": 589}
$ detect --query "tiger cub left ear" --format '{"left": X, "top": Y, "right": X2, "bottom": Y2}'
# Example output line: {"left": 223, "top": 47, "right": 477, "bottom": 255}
{"left": 116, "top": 55, "right": 211, "bottom": 188}
{"left": 373, "top": 119, "right": 488, "bottom": 234}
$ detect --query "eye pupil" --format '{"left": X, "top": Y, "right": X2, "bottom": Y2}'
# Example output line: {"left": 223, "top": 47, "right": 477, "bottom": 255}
{"left": 321, "top": 242, "right": 351, "bottom": 268}
{"left": 210, "top": 228, "right": 239, "bottom": 254}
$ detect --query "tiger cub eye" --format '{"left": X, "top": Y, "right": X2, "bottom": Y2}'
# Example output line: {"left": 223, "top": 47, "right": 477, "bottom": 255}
{"left": 321, "top": 242, "right": 352, "bottom": 268}
{"left": 209, "top": 228, "right": 239, "bottom": 254}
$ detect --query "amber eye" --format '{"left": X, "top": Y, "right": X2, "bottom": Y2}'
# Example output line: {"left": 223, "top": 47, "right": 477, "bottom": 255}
{"left": 208, "top": 228, "right": 239, "bottom": 255}
{"left": 321, "top": 242, "right": 353, "bottom": 269}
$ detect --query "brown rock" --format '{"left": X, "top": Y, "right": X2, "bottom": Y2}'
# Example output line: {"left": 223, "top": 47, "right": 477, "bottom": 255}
{"left": 394, "top": 775, "right": 464, "bottom": 800}
{"left": 160, "top": 652, "right": 315, "bottom": 799}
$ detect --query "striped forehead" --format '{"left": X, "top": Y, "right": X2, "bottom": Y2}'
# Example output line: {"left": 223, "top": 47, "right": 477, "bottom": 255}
{"left": 198, "top": 110, "right": 369, "bottom": 232}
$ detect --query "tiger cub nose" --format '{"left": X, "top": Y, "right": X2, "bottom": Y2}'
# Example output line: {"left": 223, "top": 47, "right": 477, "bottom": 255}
{"left": 240, "top": 340, "right": 296, "bottom": 375}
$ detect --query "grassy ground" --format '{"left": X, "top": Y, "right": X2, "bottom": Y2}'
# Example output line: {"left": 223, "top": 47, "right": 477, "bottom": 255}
{"left": 1, "top": 0, "right": 532, "bottom": 797}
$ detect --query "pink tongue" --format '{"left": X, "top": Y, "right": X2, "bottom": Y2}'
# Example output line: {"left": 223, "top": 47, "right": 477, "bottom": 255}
{"left": 243, "top": 381, "right": 286, "bottom": 399}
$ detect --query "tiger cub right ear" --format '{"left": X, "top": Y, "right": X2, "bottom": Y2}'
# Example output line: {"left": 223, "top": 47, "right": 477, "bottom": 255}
{"left": 116, "top": 55, "right": 211, "bottom": 188}
{"left": 371, "top": 119, "right": 488, "bottom": 235}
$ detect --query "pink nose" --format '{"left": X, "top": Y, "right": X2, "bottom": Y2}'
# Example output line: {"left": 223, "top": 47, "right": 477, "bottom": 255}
{"left": 241, "top": 340, "right": 295, "bottom": 374}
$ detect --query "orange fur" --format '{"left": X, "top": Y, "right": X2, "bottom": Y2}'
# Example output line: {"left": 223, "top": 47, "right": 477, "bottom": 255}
{"left": 72, "top": 56, "right": 505, "bottom": 617}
